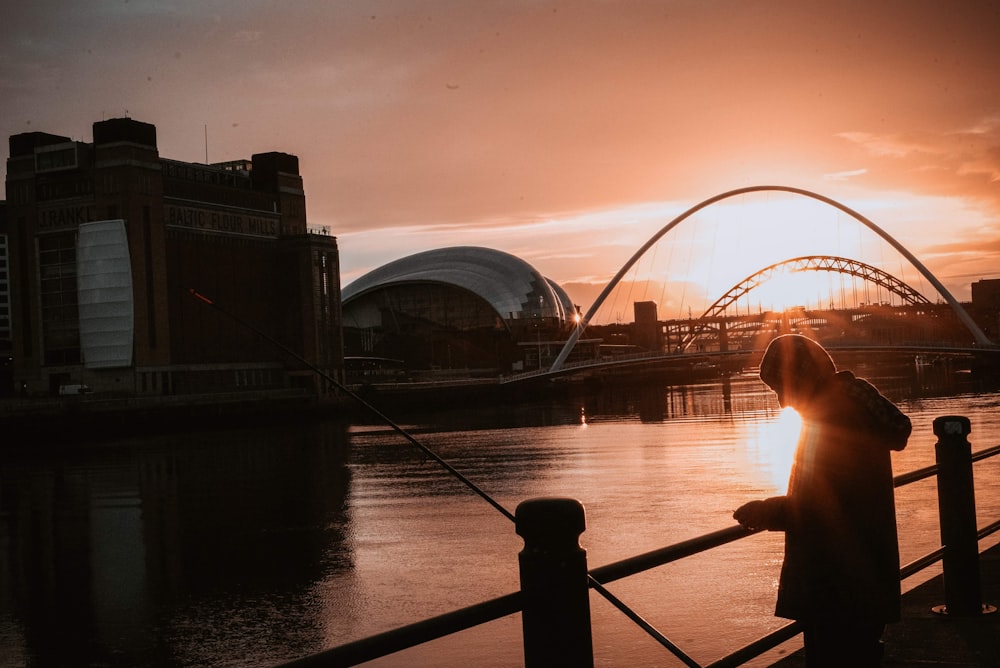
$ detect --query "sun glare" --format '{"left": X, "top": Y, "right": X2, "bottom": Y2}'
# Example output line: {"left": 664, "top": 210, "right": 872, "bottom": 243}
{"left": 590, "top": 189, "right": 931, "bottom": 324}
{"left": 692, "top": 196, "right": 861, "bottom": 302}
{"left": 744, "top": 271, "right": 843, "bottom": 313}
{"left": 755, "top": 406, "right": 802, "bottom": 493}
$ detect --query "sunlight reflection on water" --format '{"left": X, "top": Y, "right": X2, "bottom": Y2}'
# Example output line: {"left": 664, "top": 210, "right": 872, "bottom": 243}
{"left": 742, "top": 406, "right": 801, "bottom": 493}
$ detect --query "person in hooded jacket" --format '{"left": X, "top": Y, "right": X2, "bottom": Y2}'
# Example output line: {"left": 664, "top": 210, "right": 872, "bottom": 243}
{"left": 734, "top": 334, "right": 911, "bottom": 667}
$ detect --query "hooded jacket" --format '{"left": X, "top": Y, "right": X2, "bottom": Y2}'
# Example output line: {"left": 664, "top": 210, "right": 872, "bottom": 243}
{"left": 754, "top": 335, "right": 911, "bottom": 624}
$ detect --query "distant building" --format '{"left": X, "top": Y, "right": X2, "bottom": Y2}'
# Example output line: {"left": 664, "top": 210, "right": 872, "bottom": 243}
{"left": 0, "top": 202, "right": 11, "bottom": 395}
{"left": 4, "top": 117, "right": 342, "bottom": 396}
{"left": 971, "top": 278, "right": 1000, "bottom": 343}
{"left": 0, "top": 202, "right": 9, "bottom": 347}
{"left": 633, "top": 300, "right": 661, "bottom": 352}
{"left": 341, "top": 246, "right": 582, "bottom": 374}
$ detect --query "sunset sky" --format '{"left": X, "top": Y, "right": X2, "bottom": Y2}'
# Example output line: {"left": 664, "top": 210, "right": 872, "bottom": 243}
{"left": 3, "top": 1, "right": 999, "bottom": 323}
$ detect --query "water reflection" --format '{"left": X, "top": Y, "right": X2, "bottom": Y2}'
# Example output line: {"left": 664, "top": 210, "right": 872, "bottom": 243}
{"left": 0, "top": 420, "right": 351, "bottom": 667}
{"left": 353, "top": 356, "right": 998, "bottom": 433}
{"left": 579, "top": 358, "right": 998, "bottom": 426}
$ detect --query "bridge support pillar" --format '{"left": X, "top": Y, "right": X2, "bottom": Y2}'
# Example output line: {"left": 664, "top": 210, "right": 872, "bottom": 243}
{"left": 516, "top": 497, "right": 594, "bottom": 667}
{"left": 932, "top": 415, "right": 996, "bottom": 616}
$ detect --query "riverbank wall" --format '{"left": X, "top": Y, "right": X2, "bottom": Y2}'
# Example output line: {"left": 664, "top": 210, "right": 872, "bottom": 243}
{"left": 0, "top": 388, "right": 348, "bottom": 442}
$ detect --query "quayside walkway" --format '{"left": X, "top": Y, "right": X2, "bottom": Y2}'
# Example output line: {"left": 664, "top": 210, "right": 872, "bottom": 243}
{"left": 771, "top": 542, "right": 1000, "bottom": 667}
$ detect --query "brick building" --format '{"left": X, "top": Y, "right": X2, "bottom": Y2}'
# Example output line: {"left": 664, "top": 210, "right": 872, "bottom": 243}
{"left": 4, "top": 117, "right": 342, "bottom": 397}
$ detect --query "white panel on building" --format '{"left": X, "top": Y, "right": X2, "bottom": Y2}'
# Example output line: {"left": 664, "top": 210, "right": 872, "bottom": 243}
{"left": 77, "top": 220, "right": 134, "bottom": 368}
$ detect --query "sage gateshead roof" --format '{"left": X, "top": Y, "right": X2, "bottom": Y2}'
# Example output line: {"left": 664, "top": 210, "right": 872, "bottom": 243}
{"left": 341, "top": 246, "right": 576, "bottom": 328}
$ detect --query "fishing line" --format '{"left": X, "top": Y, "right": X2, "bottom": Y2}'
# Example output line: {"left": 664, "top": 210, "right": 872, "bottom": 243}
{"left": 187, "top": 288, "right": 515, "bottom": 522}
{"left": 189, "top": 288, "right": 699, "bottom": 656}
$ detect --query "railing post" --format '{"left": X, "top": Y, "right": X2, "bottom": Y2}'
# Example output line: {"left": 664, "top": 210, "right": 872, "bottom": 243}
{"left": 932, "top": 415, "right": 995, "bottom": 616}
{"left": 516, "top": 497, "right": 594, "bottom": 668}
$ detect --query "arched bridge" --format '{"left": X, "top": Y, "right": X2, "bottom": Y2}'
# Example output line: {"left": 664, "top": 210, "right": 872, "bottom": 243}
{"left": 701, "top": 255, "right": 931, "bottom": 319}
{"left": 677, "top": 254, "right": 934, "bottom": 353}
{"left": 550, "top": 185, "right": 993, "bottom": 372}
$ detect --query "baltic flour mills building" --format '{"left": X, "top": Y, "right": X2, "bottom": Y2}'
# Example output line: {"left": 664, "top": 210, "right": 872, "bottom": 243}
{"left": 3, "top": 117, "right": 342, "bottom": 398}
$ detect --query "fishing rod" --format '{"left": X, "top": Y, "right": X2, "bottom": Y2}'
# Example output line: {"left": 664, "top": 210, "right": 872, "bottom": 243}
{"left": 190, "top": 289, "right": 705, "bottom": 662}
{"left": 187, "top": 288, "right": 515, "bottom": 522}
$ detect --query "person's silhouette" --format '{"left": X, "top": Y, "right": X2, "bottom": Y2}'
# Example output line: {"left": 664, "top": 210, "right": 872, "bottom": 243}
{"left": 734, "top": 334, "right": 911, "bottom": 667}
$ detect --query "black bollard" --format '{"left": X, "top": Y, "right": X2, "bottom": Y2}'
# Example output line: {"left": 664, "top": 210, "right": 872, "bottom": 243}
{"left": 516, "top": 497, "right": 594, "bottom": 668}
{"left": 932, "top": 416, "right": 996, "bottom": 616}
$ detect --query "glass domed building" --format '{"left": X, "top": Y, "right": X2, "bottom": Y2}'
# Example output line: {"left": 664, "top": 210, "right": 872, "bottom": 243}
{"left": 342, "top": 247, "right": 578, "bottom": 375}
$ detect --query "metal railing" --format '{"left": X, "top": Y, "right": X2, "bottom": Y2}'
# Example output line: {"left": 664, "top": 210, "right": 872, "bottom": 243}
{"left": 277, "top": 415, "right": 1000, "bottom": 667}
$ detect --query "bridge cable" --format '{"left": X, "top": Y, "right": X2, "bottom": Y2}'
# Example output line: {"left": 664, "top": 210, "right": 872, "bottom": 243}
{"left": 657, "top": 233, "right": 674, "bottom": 321}
{"left": 677, "top": 218, "right": 694, "bottom": 320}
{"left": 188, "top": 287, "right": 701, "bottom": 663}
{"left": 641, "top": 242, "right": 658, "bottom": 304}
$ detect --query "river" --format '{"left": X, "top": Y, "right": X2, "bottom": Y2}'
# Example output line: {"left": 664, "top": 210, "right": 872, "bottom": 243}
{"left": 1, "top": 363, "right": 999, "bottom": 667}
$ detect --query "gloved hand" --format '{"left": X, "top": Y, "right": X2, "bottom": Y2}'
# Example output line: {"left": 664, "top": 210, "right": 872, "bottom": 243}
{"left": 733, "top": 498, "right": 785, "bottom": 531}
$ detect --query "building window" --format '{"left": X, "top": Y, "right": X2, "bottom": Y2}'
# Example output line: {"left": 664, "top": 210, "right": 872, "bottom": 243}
{"left": 35, "top": 144, "right": 78, "bottom": 172}
{"left": 37, "top": 232, "right": 80, "bottom": 365}
{"left": 0, "top": 234, "right": 9, "bottom": 344}
{"left": 9, "top": 183, "right": 30, "bottom": 205}
{"left": 101, "top": 174, "right": 119, "bottom": 194}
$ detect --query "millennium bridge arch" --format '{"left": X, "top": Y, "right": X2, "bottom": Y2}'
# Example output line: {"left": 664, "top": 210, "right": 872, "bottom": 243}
{"left": 550, "top": 185, "right": 992, "bottom": 371}
{"left": 680, "top": 254, "right": 933, "bottom": 351}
